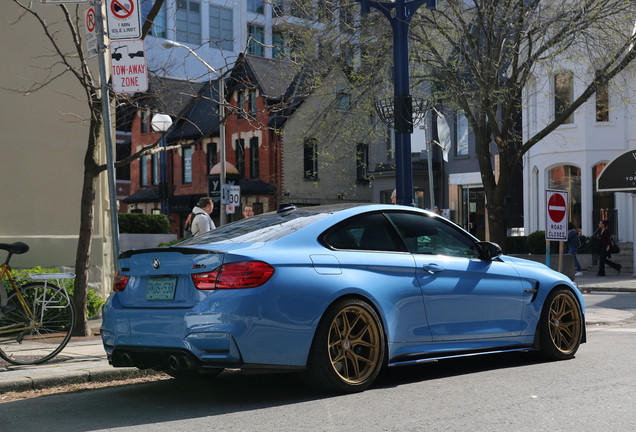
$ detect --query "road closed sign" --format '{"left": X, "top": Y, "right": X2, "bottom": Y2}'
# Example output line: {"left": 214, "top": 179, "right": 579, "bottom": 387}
{"left": 110, "top": 39, "right": 148, "bottom": 93}
{"left": 545, "top": 189, "right": 568, "bottom": 241}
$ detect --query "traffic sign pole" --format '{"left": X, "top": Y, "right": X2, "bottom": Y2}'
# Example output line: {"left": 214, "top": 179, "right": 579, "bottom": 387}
{"left": 545, "top": 189, "right": 569, "bottom": 270}
{"left": 95, "top": 4, "right": 121, "bottom": 264}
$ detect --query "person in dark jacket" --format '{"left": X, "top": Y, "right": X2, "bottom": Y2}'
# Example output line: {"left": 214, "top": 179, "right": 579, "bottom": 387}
{"left": 597, "top": 219, "right": 621, "bottom": 276}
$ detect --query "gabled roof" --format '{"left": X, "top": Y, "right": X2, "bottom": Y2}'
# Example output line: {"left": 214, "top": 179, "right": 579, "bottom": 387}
{"left": 146, "top": 76, "right": 222, "bottom": 143}
{"left": 228, "top": 54, "right": 298, "bottom": 98}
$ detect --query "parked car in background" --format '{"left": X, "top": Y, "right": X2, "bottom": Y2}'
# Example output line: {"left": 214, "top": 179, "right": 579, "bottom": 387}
{"left": 101, "top": 204, "right": 585, "bottom": 393}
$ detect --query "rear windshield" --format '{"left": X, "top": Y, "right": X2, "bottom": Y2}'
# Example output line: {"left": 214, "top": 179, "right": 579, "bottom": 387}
{"left": 178, "top": 210, "right": 331, "bottom": 245}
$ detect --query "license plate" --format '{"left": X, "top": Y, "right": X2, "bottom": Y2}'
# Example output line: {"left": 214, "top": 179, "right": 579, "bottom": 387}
{"left": 146, "top": 277, "right": 177, "bottom": 300}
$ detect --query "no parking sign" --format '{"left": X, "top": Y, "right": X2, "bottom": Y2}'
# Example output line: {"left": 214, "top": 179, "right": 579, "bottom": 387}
{"left": 545, "top": 189, "right": 568, "bottom": 241}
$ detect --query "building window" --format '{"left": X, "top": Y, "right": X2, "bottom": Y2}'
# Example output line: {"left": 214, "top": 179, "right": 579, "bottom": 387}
{"left": 248, "top": 89, "right": 257, "bottom": 116}
{"left": 548, "top": 164, "right": 581, "bottom": 229}
{"left": 209, "top": 5, "right": 233, "bottom": 51}
{"left": 248, "top": 25, "right": 264, "bottom": 57}
{"left": 356, "top": 143, "right": 369, "bottom": 183}
{"left": 273, "top": 31, "right": 286, "bottom": 59}
{"left": 303, "top": 138, "right": 318, "bottom": 179}
{"left": 236, "top": 90, "right": 245, "bottom": 118}
{"left": 236, "top": 138, "right": 245, "bottom": 176}
{"left": 141, "top": 0, "right": 167, "bottom": 38}
{"left": 207, "top": 142, "right": 218, "bottom": 174}
{"left": 456, "top": 110, "right": 469, "bottom": 156}
{"left": 335, "top": 92, "right": 351, "bottom": 111}
{"left": 183, "top": 146, "right": 193, "bottom": 183}
{"left": 249, "top": 137, "right": 259, "bottom": 178}
{"left": 554, "top": 71, "right": 574, "bottom": 124}
{"left": 140, "top": 155, "right": 148, "bottom": 187}
{"left": 176, "top": 0, "right": 201, "bottom": 45}
{"left": 151, "top": 153, "right": 159, "bottom": 186}
{"left": 595, "top": 71, "right": 609, "bottom": 122}
{"left": 247, "top": 0, "right": 264, "bottom": 14}
{"left": 272, "top": 0, "right": 284, "bottom": 17}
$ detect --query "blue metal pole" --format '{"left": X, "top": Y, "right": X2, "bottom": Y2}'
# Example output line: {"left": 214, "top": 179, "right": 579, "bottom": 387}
{"left": 393, "top": 0, "right": 414, "bottom": 206}
{"left": 160, "top": 138, "right": 169, "bottom": 215}
{"left": 357, "top": 0, "right": 437, "bottom": 206}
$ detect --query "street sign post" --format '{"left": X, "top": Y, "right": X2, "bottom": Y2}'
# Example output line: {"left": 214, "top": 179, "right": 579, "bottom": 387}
{"left": 106, "top": 0, "right": 142, "bottom": 40}
{"left": 222, "top": 185, "right": 241, "bottom": 206}
{"left": 85, "top": 7, "right": 98, "bottom": 60}
{"left": 110, "top": 39, "right": 148, "bottom": 93}
{"left": 546, "top": 189, "right": 568, "bottom": 241}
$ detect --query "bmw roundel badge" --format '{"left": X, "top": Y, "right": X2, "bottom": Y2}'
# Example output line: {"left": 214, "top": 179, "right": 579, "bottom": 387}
{"left": 152, "top": 258, "right": 160, "bottom": 270}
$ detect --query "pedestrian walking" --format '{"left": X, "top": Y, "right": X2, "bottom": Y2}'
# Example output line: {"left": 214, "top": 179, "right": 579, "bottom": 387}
{"left": 596, "top": 219, "right": 621, "bottom": 276}
{"left": 567, "top": 222, "right": 583, "bottom": 276}
{"left": 190, "top": 197, "right": 216, "bottom": 236}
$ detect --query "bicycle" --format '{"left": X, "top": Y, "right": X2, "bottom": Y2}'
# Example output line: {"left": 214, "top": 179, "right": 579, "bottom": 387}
{"left": 0, "top": 242, "right": 75, "bottom": 365}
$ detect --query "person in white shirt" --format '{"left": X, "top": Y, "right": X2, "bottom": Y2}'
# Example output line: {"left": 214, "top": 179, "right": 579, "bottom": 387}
{"left": 191, "top": 197, "right": 215, "bottom": 236}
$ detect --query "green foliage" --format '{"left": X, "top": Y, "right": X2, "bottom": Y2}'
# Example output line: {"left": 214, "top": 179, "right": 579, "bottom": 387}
{"left": 526, "top": 231, "right": 562, "bottom": 254}
{"left": 157, "top": 239, "right": 182, "bottom": 247}
{"left": 10, "top": 267, "right": 104, "bottom": 319}
{"left": 118, "top": 213, "right": 170, "bottom": 234}
{"left": 527, "top": 231, "right": 547, "bottom": 255}
{"left": 504, "top": 236, "right": 527, "bottom": 254}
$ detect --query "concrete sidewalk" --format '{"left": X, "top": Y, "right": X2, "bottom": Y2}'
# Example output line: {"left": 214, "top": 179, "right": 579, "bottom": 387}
{"left": 0, "top": 319, "right": 160, "bottom": 394}
{"left": 2, "top": 274, "right": 635, "bottom": 395}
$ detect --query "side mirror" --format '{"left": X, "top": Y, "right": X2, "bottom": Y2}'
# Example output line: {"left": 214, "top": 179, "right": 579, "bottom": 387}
{"left": 477, "top": 241, "right": 503, "bottom": 261}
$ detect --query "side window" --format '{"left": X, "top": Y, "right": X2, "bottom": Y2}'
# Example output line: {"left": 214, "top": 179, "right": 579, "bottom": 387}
{"left": 323, "top": 214, "right": 402, "bottom": 252}
{"left": 386, "top": 212, "right": 479, "bottom": 258}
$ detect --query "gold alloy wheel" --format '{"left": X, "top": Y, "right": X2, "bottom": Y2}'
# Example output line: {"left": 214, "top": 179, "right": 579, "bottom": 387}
{"left": 547, "top": 292, "right": 582, "bottom": 354}
{"left": 327, "top": 305, "right": 381, "bottom": 384}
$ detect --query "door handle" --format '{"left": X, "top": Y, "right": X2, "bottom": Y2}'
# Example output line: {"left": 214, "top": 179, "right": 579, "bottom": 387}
{"left": 423, "top": 264, "right": 444, "bottom": 274}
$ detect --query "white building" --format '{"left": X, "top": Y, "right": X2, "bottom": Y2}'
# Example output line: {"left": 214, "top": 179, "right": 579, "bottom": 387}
{"left": 522, "top": 60, "right": 636, "bottom": 243}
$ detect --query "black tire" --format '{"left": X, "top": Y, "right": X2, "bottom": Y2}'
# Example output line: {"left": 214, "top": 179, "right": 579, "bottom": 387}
{"left": 302, "top": 298, "right": 385, "bottom": 393}
{"left": 0, "top": 282, "right": 75, "bottom": 365}
{"left": 538, "top": 288, "right": 583, "bottom": 360}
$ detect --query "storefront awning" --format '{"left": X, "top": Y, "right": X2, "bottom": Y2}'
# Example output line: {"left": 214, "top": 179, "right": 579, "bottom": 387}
{"left": 597, "top": 149, "right": 636, "bottom": 192}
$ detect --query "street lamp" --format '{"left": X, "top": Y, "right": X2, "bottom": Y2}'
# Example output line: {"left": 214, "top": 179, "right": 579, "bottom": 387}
{"left": 151, "top": 113, "right": 173, "bottom": 216}
{"left": 161, "top": 40, "right": 227, "bottom": 226}
{"left": 358, "top": 0, "right": 437, "bottom": 206}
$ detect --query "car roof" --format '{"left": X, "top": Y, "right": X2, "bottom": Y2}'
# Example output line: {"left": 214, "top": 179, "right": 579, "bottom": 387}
{"left": 177, "top": 204, "right": 430, "bottom": 246}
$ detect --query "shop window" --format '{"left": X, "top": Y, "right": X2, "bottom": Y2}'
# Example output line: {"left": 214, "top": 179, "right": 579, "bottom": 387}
{"left": 548, "top": 164, "right": 581, "bottom": 229}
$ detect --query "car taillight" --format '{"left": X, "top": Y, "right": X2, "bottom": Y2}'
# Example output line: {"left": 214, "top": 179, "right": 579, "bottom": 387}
{"left": 114, "top": 272, "right": 129, "bottom": 292}
{"left": 192, "top": 261, "right": 274, "bottom": 290}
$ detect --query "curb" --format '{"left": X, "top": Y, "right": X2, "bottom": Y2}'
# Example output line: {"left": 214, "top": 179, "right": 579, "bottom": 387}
{"left": 0, "top": 366, "right": 160, "bottom": 394}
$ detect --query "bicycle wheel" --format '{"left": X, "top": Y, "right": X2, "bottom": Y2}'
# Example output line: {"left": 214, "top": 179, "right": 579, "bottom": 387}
{"left": 0, "top": 282, "right": 75, "bottom": 365}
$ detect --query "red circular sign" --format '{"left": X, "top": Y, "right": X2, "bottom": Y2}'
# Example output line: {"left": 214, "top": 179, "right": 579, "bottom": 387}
{"left": 110, "top": 0, "right": 134, "bottom": 20}
{"left": 548, "top": 193, "right": 566, "bottom": 223}
{"left": 86, "top": 8, "right": 96, "bottom": 33}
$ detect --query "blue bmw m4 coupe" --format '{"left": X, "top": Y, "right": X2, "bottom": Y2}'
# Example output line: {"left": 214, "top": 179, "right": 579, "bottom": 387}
{"left": 102, "top": 204, "right": 585, "bottom": 393}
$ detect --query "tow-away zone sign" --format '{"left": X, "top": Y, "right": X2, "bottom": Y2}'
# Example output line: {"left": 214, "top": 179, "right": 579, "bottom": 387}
{"left": 110, "top": 39, "right": 148, "bottom": 93}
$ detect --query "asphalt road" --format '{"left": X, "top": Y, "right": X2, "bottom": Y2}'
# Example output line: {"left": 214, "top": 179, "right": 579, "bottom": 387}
{"left": 2, "top": 320, "right": 635, "bottom": 431}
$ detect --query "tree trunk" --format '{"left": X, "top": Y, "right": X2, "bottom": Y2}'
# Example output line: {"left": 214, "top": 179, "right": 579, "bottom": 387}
{"left": 72, "top": 114, "right": 102, "bottom": 337}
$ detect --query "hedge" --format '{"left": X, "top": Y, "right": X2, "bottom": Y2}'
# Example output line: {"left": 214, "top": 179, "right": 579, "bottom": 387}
{"left": 118, "top": 213, "right": 170, "bottom": 234}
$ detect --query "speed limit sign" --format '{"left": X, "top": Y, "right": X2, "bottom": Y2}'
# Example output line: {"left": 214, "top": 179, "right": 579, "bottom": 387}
{"left": 221, "top": 184, "right": 241, "bottom": 205}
